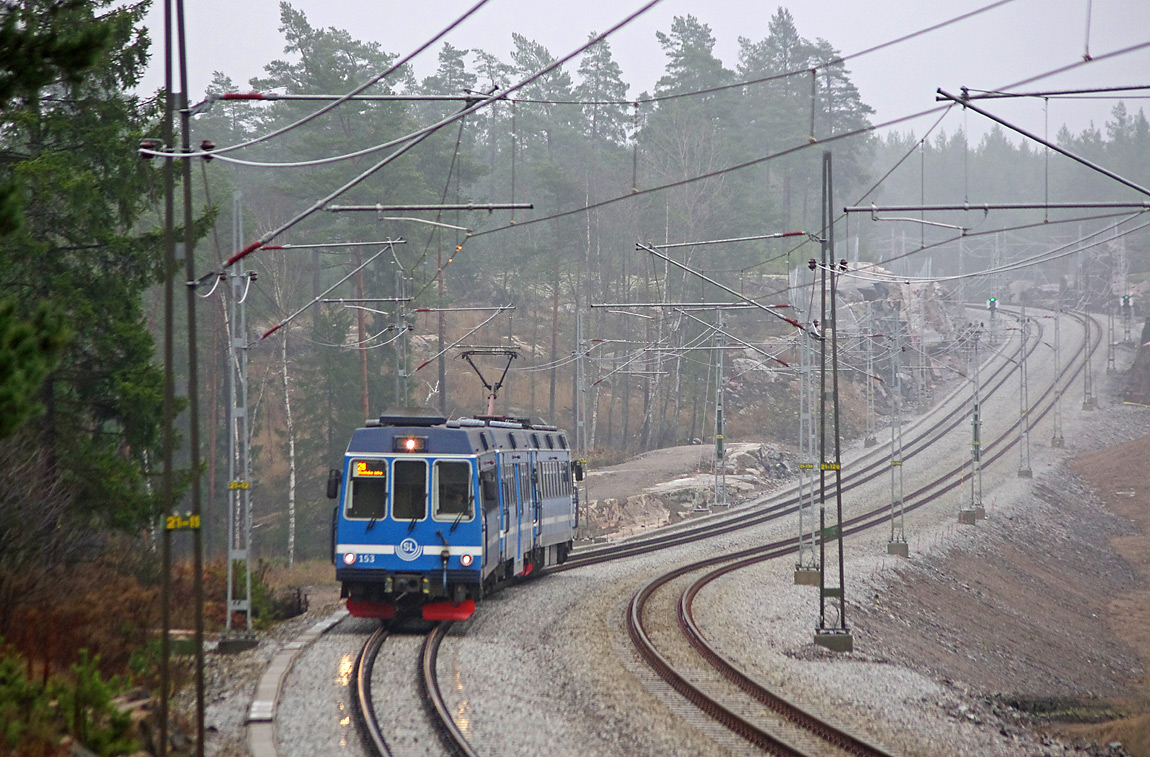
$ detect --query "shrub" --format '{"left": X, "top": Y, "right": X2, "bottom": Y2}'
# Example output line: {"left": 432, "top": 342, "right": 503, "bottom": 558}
{"left": 0, "top": 642, "right": 139, "bottom": 757}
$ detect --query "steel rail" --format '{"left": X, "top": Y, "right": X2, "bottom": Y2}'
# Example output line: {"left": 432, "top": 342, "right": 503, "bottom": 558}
{"left": 626, "top": 310, "right": 1098, "bottom": 755}
{"left": 352, "top": 625, "right": 393, "bottom": 757}
{"left": 420, "top": 622, "right": 480, "bottom": 757}
{"left": 556, "top": 308, "right": 1044, "bottom": 569}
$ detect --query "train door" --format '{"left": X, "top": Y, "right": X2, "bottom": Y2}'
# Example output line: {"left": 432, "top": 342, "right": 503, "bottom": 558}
{"left": 513, "top": 461, "right": 526, "bottom": 576}
{"left": 529, "top": 452, "right": 541, "bottom": 547}
{"left": 479, "top": 467, "right": 499, "bottom": 573}
{"left": 498, "top": 455, "right": 512, "bottom": 564}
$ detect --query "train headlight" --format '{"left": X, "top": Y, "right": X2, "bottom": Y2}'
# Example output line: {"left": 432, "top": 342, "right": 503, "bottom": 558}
{"left": 460, "top": 553, "right": 474, "bottom": 567}
{"left": 343, "top": 552, "right": 357, "bottom": 566}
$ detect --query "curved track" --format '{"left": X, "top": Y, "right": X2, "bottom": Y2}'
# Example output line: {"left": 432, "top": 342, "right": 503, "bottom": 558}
{"left": 623, "top": 309, "right": 1101, "bottom": 755}
{"left": 352, "top": 621, "right": 477, "bottom": 757}
{"left": 560, "top": 307, "right": 1069, "bottom": 571}
{"left": 351, "top": 624, "right": 392, "bottom": 756}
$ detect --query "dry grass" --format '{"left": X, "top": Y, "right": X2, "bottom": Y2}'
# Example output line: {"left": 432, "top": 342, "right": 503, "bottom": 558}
{"left": 261, "top": 559, "right": 338, "bottom": 592}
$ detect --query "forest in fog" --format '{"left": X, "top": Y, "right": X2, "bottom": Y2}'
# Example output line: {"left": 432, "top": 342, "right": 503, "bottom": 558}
{"left": 183, "top": 5, "right": 1150, "bottom": 560}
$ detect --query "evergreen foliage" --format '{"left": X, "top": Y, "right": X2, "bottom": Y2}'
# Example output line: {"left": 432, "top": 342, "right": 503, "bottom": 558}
{"left": 187, "top": 4, "right": 1150, "bottom": 561}
{"left": 0, "top": 0, "right": 166, "bottom": 545}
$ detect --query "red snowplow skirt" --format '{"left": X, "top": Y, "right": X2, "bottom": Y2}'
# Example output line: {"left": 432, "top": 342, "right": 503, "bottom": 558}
{"left": 346, "top": 598, "right": 397, "bottom": 619}
{"left": 422, "top": 599, "right": 475, "bottom": 621}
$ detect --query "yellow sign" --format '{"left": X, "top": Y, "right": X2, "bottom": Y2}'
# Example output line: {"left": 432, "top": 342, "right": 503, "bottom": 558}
{"left": 228, "top": 481, "right": 250, "bottom": 490}
{"left": 166, "top": 514, "right": 201, "bottom": 531}
{"left": 820, "top": 462, "right": 841, "bottom": 471}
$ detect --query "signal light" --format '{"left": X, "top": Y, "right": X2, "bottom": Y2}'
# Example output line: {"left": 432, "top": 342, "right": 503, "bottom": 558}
{"left": 394, "top": 436, "right": 427, "bottom": 452}
{"left": 808, "top": 258, "right": 817, "bottom": 271}
{"left": 460, "top": 553, "right": 473, "bottom": 567}
{"left": 343, "top": 552, "right": 357, "bottom": 566}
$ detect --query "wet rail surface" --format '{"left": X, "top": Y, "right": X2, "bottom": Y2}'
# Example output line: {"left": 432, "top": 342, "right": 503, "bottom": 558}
{"left": 621, "top": 309, "right": 1099, "bottom": 755}
{"left": 352, "top": 621, "right": 477, "bottom": 757}
{"left": 280, "top": 307, "right": 1095, "bottom": 756}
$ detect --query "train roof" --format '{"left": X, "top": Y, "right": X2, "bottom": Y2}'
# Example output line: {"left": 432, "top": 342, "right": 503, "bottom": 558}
{"left": 346, "top": 411, "right": 569, "bottom": 456}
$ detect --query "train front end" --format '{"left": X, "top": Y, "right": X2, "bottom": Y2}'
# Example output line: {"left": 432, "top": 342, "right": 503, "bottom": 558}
{"left": 332, "top": 413, "right": 482, "bottom": 621}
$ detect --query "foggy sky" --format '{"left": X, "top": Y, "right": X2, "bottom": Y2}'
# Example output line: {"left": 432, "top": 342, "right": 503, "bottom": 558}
{"left": 138, "top": 0, "right": 1150, "bottom": 142}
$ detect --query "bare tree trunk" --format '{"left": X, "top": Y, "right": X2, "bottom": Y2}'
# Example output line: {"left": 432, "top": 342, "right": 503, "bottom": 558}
{"left": 549, "top": 256, "right": 559, "bottom": 422}
{"left": 280, "top": 326, "right": 297, "bottom": 566}
{"left": 356, "top": 249, "right": 369, "bottom": 418}
{"left": 530, "top": 289, "right": 538, "bottom": 418}
{"left": 437, "top": 244, "right": 447, "bottom": 414}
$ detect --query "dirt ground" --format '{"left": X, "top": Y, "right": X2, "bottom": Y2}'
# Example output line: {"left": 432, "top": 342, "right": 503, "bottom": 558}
{"left": 1066, "top": 435, "right": 1150, "bottom": 754}
{"left": 846, "top": 429, "right": 1150, "bottom": 756}
{"left": 582, "top": 444, "right": 715, "bottom": 503}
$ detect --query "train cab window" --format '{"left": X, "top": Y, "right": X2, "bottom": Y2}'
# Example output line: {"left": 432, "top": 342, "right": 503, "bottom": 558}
{"left": 347, "top": 459, "right": 387, "bottom": 520}
{"left": 530, "top": 433, "right": 540, "bottom": 448}
{"left": 392, "top": 460, "right": 427, "bottom": 521}
{"left": 545, "top": 435, "right": 554, "bottom": 449}
{"left": 434, "top": 461, "right": 472, "bottom": 521}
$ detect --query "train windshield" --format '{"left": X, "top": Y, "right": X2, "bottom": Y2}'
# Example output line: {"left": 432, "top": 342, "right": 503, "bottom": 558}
{"left": 346, "top": 459, "right": 387, "bottom": 520}
{"left": 392, "top": 459, "right": 427, "bottom": 521}
{"left": 433, "top": 461, "right": 472, "bottom": 522}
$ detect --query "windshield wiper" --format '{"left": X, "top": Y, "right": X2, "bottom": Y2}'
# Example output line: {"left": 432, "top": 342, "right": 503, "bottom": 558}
{"left": 449, "top": 504, "right": 469, "bottom": 533}
{"left": 407, "top": 516, "right": 419, "bottom": 532}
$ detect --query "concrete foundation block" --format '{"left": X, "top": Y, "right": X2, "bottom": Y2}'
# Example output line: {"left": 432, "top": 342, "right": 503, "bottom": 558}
{"left": 814, "top": 630, "right": 853, "bottom": 653}
{"left": 794, "top": 568, "right": 821, "bottom": 586}
{"left": 218, "top": 636, "right": 259, "bottom": 655}
{"left": 958, "top": 508, "right": 978, "bottom": 525}
{"left": 887, "top": 541, "right": 909, "bottom": 558}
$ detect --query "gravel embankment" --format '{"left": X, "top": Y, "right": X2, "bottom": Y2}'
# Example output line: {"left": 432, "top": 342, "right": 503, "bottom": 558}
{"left": 183, "top": 310, "right": 1141, "bottom": 756}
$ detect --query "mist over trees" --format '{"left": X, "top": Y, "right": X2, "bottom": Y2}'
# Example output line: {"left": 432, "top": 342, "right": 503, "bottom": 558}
{"left": 179, "top": 2, "right": 1150, "bottom": 561}
{"left": 0, "top": 0, "right": 166, "bottom": 589}
{"left": 5, "top": 0, "right": 1147, "bottom": 569}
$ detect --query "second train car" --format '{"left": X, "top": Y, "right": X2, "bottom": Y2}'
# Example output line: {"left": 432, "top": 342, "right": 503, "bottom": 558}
{"left": 330, "top": 410, "right": 580, "bottom": 621}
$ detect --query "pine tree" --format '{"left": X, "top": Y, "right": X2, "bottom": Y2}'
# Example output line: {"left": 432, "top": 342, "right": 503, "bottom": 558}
{"left": 0, "top": 0, "right": 166, "bottom": 542}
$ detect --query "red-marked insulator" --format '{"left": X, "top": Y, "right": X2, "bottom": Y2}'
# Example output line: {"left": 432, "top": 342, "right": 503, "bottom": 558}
{"left": 138, "top": 138, "right": 161, "bottom": 159}
{"left": 222, "top": 92, "right": 264, "bottom": 100}
{"left": 225, "top": 240, "right": 263, "bottom": 267}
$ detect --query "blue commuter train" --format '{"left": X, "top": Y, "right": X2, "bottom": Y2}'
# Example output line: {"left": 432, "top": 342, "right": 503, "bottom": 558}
{"left": 330, "top": 411, "right": 580, "bottom": 621}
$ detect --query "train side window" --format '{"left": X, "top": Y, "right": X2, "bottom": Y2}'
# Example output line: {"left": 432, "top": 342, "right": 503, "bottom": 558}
{"left": 346, "top": 459, "right": 388, "bottom": 520}
{"left": 480, "top": 472, "right": 499, "bottom": 511}
{"left": 434, "top": 461, "right": 472, "bottom": 521}
{"left": 392, "top": 459, "right": 427, "bottom": 521}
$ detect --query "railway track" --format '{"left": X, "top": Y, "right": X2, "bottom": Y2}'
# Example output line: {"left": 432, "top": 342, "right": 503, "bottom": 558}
{"left": 621, "top": 309, "right": 1100, "bottom": 755}
{"left": 309, "top": 307, "right": 1096, "bottom": 756}
{"left": 559, "top": 307, "right": 1067, "bottom": 572}
{"left": 352, "top": 620, "right": 477, "bottom": 757}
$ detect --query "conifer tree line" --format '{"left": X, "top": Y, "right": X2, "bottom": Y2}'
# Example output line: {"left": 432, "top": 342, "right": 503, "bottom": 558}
{"left": 2, "top": 0, "right": 1147, "bottom": 566}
